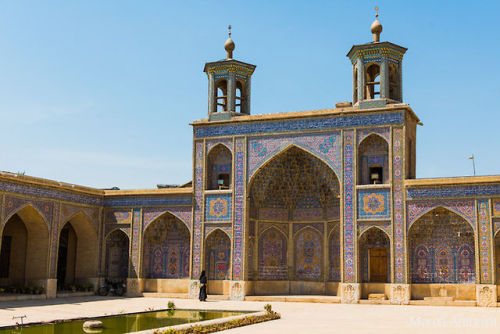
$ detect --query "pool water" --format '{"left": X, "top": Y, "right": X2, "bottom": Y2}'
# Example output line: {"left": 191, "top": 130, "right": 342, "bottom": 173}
{"left": 0, "top": 309, "right": 246, "bottom": 333}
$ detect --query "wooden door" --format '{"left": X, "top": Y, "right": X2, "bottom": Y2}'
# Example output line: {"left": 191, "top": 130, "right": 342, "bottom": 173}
{"left": 368, "top": 248, "right": 388, "bottom": 283}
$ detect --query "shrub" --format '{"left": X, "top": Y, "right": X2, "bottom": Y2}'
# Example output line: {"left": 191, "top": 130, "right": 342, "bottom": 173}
{"left": 167, "top": 301, "right": 175, "bottom": 310}
{"left": 264, "top": 304, "right": 272, "bottom": 313}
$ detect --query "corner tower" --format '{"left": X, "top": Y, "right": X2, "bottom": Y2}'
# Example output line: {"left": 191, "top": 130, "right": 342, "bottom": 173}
{"left": 204, "top": 26, "right": 256, "bottom": 121}
{"left": 347, "top": 10, "right": 407, "bottom": 107}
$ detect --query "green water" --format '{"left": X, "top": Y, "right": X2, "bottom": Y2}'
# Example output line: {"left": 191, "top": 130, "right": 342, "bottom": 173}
{"left": 0, "top": 309, "right": 245, "bottom": 334}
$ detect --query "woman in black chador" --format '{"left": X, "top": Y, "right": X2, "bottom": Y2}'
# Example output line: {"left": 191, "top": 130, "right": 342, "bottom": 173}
{"left": 199, "top": 270, "right": 207, "bottom": 301}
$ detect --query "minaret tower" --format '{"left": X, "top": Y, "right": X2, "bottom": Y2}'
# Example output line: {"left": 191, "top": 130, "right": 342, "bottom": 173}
{"left": 347, "top": 8, "right": 407, "bottom": 107}
{"left": 204, "top": 26, "right": 256, "bottom": 121}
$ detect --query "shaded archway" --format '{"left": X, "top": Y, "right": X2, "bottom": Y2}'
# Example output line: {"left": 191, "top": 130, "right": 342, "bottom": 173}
{"left": 204, "top": 229, "right": 231, "bottom": 281}
{"left": 105, "top": 230, "right": 129, "bottom": 281}
{"left": 142, "top": 213, "right": 190, "bottom": 279}
{"left": 258, "top": 227, "right": 287, "bottom": 280}
{"left": 249, "top": 146, "right": 340, "bottom": 284}
{"left": 409, "top": 207, "right": 475, "bottom": 284}
{"left": 358, "top": 134, "right": 389, "bottom": 185}
{"left": 328, "top": 225, "right": 341, "bottom": 282}
{"left": 0, "top": 205, "right": 49, "bottom": 287}
{"left": 57, "top": 212, "right": 98, "bottom": 289}
{"left": 359, "top": 227, "right": 390, "bottom": 283}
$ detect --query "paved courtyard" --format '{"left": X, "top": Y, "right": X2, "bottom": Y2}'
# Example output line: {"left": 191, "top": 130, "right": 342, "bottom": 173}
{"left": 0, "top": 296, "right": 499, "bottom": 333}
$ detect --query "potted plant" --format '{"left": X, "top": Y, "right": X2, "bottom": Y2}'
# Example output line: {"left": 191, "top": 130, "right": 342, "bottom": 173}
{"left": 70, "top": 285, "right": 77, "bottom": 293}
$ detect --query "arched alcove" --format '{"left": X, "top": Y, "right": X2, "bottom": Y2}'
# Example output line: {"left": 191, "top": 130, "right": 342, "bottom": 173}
{"left": 0, "top": 205, "right": 49, "bottom": 287}
{"left": 328, "top": 225, "right": 341, "bottom": 282}
{"left": 358, "top": 134, "right": 389, "bottom": 185}
{"left": 408, "top": 207, "right": 475, "bottom": 284}
{"left": 258, "top": 227, "right": 287, "bottom": 280}
{"left": 142, "top": 213, "right": 190, "bottom": 279}
{"left": 206, "top": 144, "right": 232, "bottom": 190}
{"left": 105, "top": 230, "right": 129, "bottom": 281}
{"left": 57, "top": 212, "right": 98, "bottom": 289}
{"left": 359, "top": 227, "right": 390, "bottom": 283}
{"left": 204, "top": 229, "right": 231, "bottom": 281}
{"left": 295, "top": 228, "right": 323, "bottom": 281}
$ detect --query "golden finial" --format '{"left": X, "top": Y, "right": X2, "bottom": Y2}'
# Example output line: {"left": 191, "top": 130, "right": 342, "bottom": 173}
{"left": 224, "top": 24, "right": 235, "bottom": 59}
{"left": 371, "top": 7, "right": 382, "bottom": 42}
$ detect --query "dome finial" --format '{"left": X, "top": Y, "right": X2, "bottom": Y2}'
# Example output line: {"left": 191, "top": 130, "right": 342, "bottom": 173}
{"left": 371, "top": 7, "right": 383, "bottom": 42}
{"left": 224, "top": 25, "right": 235, "bottom": 59}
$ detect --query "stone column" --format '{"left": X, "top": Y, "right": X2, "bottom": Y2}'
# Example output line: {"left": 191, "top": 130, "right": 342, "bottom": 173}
{"left": 390, "top": 284, "right": 410, "bottom": 305}
{"left": 227, "top": 73, "right": 236, "bottom": 112}
{"left": 207, "top": 73, "right": 216, "bottom": 114}
{"left": 476, "top": 285, "right": 497, "bottom": 307}
{"left": 229, "top": 281, "right": 245, "bottom": 301}
{"left": 380, "top": 57, "right": 389, "bottom": 99}
{"left": 357, "top": 60, "right": 364, "bottom": 103}
{"left": 340, "top": 283, "right": 360, "bottom": 304}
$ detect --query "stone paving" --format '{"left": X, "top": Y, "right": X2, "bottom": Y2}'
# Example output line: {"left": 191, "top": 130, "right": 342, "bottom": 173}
{"left": 0, "top": 296, "right": 499, "bottom": 333}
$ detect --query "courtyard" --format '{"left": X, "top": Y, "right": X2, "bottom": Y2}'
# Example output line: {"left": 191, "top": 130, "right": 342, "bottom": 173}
{"left": 0, "top": 296, "right": 498, "bottom": 333}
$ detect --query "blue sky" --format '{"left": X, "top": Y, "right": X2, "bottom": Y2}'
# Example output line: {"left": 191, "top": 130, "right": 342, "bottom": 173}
{"left": 0, "top": 1, "right": 498, "bottom": 189}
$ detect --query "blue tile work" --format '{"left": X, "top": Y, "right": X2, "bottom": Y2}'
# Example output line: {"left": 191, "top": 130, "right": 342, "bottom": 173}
{"left": 103, "top": 195, "right": 192, "bottom": 207}
{"left": 205, "top": 194, "right": 232, "bottom": 221}
{"left": 358, "top": 188, "right": 391, "bottom": 219}
{"left": 0, "top": 180, "right": 102, "bottom": 206}
{"left": 407, "top": 184, "right": 500, "bottom": 199}
{"left": 195, "top": 112, "right": 404, "bottom": 138}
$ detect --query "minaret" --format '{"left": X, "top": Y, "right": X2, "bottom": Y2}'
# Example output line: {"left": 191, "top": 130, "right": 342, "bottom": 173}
{"left": 204, "top": 26, "right": 256, "bottom": 121}
{"left": 346, "top": 8, "right": 407, "bottom": 108}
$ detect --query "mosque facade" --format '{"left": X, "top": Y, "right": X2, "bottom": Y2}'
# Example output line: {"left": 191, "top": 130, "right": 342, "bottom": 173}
{"left": 1, "top": 18, "right": 500, "bottom": 306}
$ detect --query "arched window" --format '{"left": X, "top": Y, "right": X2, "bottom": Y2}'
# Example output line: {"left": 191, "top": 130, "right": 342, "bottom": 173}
{"left": 358, "top": 134, "right": 389, "bottom": 185}
{"left": 235, "top": 81, "right": 245, "bottom": 113}
{"left": 389, "top": 64, "right": 400, "bottom": 101}
{"left": 215, "top": 79, "right": 228, "bottom": 112}
{"left": 206, "top": 144, "right": 232, "bottom": 190}
{"left": 365, "top": 64, "right": 380, "bottom": 100}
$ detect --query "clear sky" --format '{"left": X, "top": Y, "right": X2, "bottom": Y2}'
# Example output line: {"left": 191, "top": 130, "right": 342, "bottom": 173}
{"left": 0, "top": 0, "right": 499, "bottom": 189}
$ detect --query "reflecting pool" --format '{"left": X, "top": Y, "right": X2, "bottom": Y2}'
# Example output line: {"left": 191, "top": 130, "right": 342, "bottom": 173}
{"left": 0, "top": 309, "right": 246, "bottom": 333}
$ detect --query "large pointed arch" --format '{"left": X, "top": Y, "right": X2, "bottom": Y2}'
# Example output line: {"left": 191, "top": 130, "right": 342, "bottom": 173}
{"left": 408, "top": 207, "right": 476, "bottom": 284}
{"left": 248, "top": 145, "right": 340, "bottom": 222}
{"left": 248, "top": 143, "right": 341, "bottom": 187}
{"left": 142, "top": 211, "right": 190, "bottom": 279}
{"left": 408, "top": 204, "right": 475, "bottom": 232}
{"left": 0, "top": 204, "right": 50, "bottom": 286}
{"left": 57, "top": 211, "right": 98, "bottom": 289}
{"left": 105, "top": 229, "right": 129, "bottom": 281}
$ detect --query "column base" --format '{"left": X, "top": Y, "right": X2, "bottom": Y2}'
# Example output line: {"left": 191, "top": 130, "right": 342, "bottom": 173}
{"left": 476, "top": 284, "right": 497, "bottom": 307}
{"left": 340, "top": 283, "right": 360, "bottom": 304}
{"left": 229, "top": 281, "right": 245, "bottom": 301}
{"left": 188, "top": 280, "right": 200, "bottom": 299}
{"left": 126, "top": 278, "right": 142, "bottom": 297}
{"left": 45, "top": 279, "right": 57, "bottom": 299}
{"left": 390, "top": 284, "right": 410, "bottom": 305}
